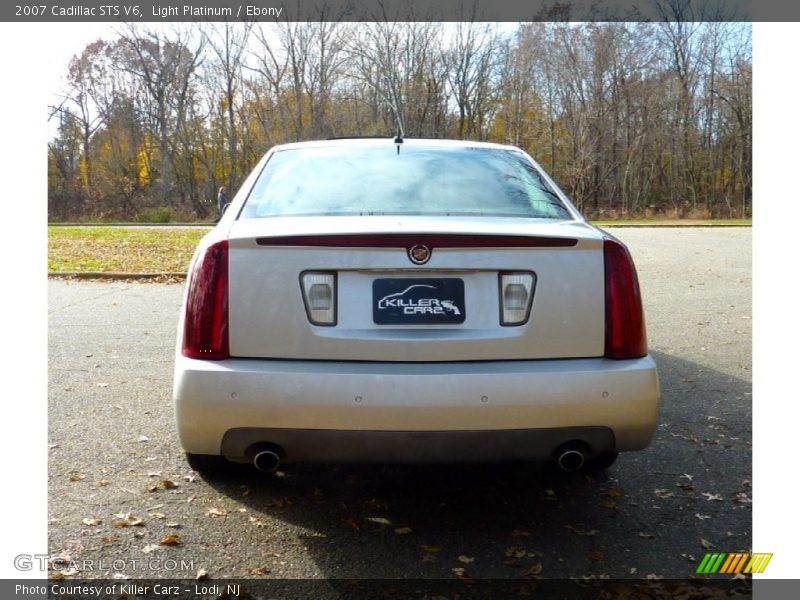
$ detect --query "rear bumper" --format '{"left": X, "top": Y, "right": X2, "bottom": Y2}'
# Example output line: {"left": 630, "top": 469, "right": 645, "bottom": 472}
{"left": 173, "top": 356, "right": 659, "bottom": 460}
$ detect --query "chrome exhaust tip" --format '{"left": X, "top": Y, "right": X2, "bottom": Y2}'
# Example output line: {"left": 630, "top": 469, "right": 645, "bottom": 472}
{"left": 252, "top": 449, "right": 281, "bottom": 473}
{"left": 557, "top": 449, "right": 585, "bottom": 472}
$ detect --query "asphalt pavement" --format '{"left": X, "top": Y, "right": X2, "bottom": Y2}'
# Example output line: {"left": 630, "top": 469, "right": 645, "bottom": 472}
{"left": 47, "top": 227, "right": 752, "bottom": 581}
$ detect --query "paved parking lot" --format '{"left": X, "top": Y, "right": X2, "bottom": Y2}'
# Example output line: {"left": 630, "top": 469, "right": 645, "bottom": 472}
{"left": 48, "top": 227, "right": 751, "bottom": 581}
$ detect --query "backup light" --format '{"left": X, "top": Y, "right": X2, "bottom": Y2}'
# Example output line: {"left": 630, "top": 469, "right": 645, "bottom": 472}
{"left": 500, "top": 272, "right": 535, "bottom": 326}
{"left": 301, "top": 272, "right": 337, "bottom": 325}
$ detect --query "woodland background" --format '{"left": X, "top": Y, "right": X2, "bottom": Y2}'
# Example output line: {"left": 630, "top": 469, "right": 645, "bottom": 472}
{"left": 47, "top": 21, "right": 751, "bottom": 222}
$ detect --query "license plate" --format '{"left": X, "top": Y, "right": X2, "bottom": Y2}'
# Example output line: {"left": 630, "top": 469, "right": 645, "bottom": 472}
{"left": 373, "top": 278, "right": 466, "bottom": 325}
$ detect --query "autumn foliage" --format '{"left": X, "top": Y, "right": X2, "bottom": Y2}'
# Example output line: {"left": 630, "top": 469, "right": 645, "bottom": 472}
{"left": 48, "top": 22, "right": 751, "bottom": 222}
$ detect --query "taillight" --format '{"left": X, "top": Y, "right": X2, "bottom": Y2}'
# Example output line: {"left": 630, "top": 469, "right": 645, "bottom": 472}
{"left": 182, "top": 240, "right": 229, "bottom": 360}
{"left": 604, "top": 237, "right": 647, "bottom": 359}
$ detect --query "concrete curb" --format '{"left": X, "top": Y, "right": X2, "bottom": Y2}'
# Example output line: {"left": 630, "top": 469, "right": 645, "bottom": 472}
{"left": 49, "top": 272, "right": 187, "bottom": 280}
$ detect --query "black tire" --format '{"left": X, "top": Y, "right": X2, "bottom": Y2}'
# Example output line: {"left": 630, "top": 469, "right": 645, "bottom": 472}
{"left": 185, "top": 452, "right": 230, "bottom": 473}
{"left": 585, "top": 451, "right": 619, "bottom": 472}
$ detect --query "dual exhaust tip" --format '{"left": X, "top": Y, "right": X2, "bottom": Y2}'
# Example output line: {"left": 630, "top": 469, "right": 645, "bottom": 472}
{"left": 248, "top": 442, "right": 592, "bottom": 473}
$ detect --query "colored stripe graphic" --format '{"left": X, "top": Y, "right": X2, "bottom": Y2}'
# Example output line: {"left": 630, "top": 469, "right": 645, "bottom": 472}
{"left": 744, "top": 553, "right": 773, "bottom": 574}
{"left": 697, "top": 553, "right": 726, "bottom": 574}
{"left": 720, "top": 553, "right": 749, "bottom": 574}
{"left": 697, "top": 552, "right": 773, "bottom": 574}
{"left": 732, "top": 553, "right": 750, "bottom": 573}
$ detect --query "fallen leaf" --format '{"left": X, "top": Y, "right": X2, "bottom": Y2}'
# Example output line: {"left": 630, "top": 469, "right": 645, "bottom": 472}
{"left": 149, "top": 512, "right": 166, "bottom": 520}
{"left": 113, "top": 513, "right": 144, "bottom": 528}
{"left": 646, "top": 574, "right": 664, "bottom": 581}
{"left": 249, "top": 566, "right": 270, "bottom": 575}
{"left": 165, "top": 522, "right": 180, "bottom": 528}
{"left": 68, "top": 472, "right": 85, "bottom": 482}
{"left": 420, "top": 545, "right": 443, "bottom": 553}
{"left": 161, "top": 534, "right": 181, "bottom": 546}
{"left": 505, "top": 547, "right": 527, "bottom": 559}
{"left": 701, "top": 538, "right": 713, "bottom": 550}
{"left": 249, "top": 517, "right": 266, "bottom": 528}
{"left": 365, "top": 516, "right": 391, "bottom": 525}
{"left": 702, "top": 493, "right": 724, "bottom": 502}
{"left": 97, "top": 383, "right": 109, "bottom": 388}
{"left": 82, "top": 518, "right": 102, "bottom": 526}
{"left": 162, "top": 480, "right": 178, "bottom": 489}
{"left": 267, "top": 497, "right": 292, "bottom": 508}
{"left": 525, "top": 562, "right": 543, "bottom": 578}
{"left": 606, "top": 487, "right": 625, "bottom": 499}
{"left": 587, "top": 551, "right": 604, "bottom": 562}
{"left": 638, "top": 532, "right": 655, "bottom": 539}
{"left": 695, "top": 513, "right": 711, "bottom": 520}
{"left": 394, "top": 527, "right": 412, "bottom": 535}
{"left": 654, "top": 489, "right": 674, "bottom": 499}
{"left": 341, "top": 518, "right": 360, "bottom": 531}
{"left": 141, "top": 544, "right": 159, "bottom": 554}
{"left": 677, "top": 482, "right": 695, "bottom": 491}
{"left": 511, "top": 529, "right": 531, "bottom": 537}
{"left": 138, "top": 435, "right": 149, "bottom": 443}
{"left": 421, "top": 554, "right": 437, "bottom": 563}
{"left": 207, "top": 508, "right": 227, "bottom": 517}
{"left": 457, "top": 555, "right": 475, "bottom": 564}
{"left": 733, "top": 492, "right": 752, "bottom": 504}
{"left": 565, "top": 525, "right": 599, "bottom": 537}
{"left": 196, "top": 568, "right": 209, "bottom": 580}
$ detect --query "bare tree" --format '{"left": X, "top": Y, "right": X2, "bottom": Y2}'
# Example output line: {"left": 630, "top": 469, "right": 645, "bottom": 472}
{"left": 113, "top": 25, "right": 205, "bottom": 205}
{"left": 204, "top": 22, "right": 252, "bottom": 192}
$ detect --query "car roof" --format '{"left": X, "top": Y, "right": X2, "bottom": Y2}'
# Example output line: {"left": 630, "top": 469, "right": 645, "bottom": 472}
{"left": 269, "top": 138, "right": 523, "bottom": 153}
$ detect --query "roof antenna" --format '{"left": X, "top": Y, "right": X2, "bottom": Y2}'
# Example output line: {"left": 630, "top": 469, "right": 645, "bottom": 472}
{"left": 394, "top": 128, "right": 403, "bottom": 155}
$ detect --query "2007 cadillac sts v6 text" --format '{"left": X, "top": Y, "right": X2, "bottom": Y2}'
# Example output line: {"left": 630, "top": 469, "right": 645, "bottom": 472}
{"left": 173, "top": 138, "right": 659, "bottom": 474}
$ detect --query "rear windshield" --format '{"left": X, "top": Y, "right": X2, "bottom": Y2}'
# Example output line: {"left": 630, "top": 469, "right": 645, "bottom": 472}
{"left": 240, "top": 145, "right": 573, "bottom": 219}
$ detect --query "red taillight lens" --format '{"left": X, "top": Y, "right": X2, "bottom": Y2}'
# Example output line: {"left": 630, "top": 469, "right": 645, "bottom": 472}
{"left": 604, "top": 237, "right": 647, "bottom": 359}
{"left": 182, "top": 240, "right": 229, "bottom": 360}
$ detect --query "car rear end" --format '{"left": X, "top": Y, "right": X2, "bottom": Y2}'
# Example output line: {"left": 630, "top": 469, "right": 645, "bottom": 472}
{"left": 174, "top": 139, "right": 658, "bottom": 471}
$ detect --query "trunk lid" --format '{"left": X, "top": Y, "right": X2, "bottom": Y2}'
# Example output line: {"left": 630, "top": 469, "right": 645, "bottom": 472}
{"left": 226, "top": 216, "right": 606, "bottom": 362}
